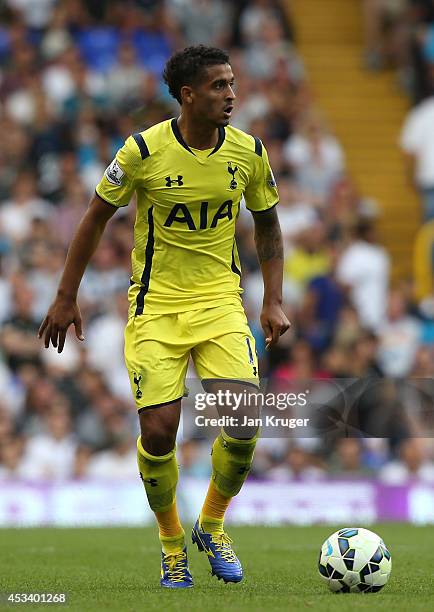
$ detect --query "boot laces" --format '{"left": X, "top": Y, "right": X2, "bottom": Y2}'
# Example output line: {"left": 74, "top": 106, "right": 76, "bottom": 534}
{"left": 165, "top": 551, "right": 187, "bottom": 582}
{"left": 211, "top": 533, "right": 237, "bottom": 563}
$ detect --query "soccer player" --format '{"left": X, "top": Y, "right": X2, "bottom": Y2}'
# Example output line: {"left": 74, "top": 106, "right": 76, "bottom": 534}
{"left": 39, "top": 45, "right": 290, "bottom": 588}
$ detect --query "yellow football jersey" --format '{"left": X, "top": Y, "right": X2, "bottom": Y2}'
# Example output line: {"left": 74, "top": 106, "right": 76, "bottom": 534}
{"left": 96, "top": 118, "right": 278, "bottom": 316}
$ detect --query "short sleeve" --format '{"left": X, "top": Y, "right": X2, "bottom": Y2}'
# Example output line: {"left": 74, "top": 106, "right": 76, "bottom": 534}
{"left": 95, "top": 136, "right": 142, "bottom": 207}
{"left": 244, "top": 139, "right": 279, "bottom": 212}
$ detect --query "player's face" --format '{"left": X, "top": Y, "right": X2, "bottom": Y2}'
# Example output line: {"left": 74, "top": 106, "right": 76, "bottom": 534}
{"left": 190, "top": 63, "right": 236, "bottom": 127}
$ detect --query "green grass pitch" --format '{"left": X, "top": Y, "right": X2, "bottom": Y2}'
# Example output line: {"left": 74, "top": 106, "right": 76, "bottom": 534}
{"left": 1, "top": 525, "right": 433, "bottom": 611}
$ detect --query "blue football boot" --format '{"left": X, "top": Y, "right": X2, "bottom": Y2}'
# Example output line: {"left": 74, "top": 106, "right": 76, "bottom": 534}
{"left": 160, "top": 547, "right": 193, "bottom": 588}
{"left": 191, "top": 519, "right": 243, "bottom": 583}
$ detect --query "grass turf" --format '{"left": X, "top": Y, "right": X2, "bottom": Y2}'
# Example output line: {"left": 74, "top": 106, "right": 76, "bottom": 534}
{"left": 0, "top": 525, "right": 432, "bottom": 611}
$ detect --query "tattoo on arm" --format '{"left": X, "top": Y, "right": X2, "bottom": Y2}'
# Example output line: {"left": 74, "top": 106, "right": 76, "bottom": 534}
{"left": 253, "top": 209, "right": 284, "bottom": 263}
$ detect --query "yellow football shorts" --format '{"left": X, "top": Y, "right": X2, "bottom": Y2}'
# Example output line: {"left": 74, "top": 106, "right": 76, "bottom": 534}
{"left": 124, "top": 303, "right": 259, "bottom": 410}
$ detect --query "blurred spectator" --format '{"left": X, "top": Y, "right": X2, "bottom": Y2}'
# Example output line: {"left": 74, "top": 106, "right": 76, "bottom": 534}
{"left": 268, "top": 443, "right": 325, "bottom": 481}
{"left": 1, "top": 280, "right": 41, "bottom": 372}
{"left": 0, "top": 171, "right": 51, "bottom": 244}
{"left": 239, "top": 0, "right": 285, "bottom": 45}
{"left": 178, "top": 439, "right": 211, "bottom": 478}
{"left": 75, "top": 369, "right": 121, "bottom": 449}
{"left": 298, "top": 247, "right": 346, "bottom": 351}
{"left": 20, "top": 376, "right": 58, "bottom": 434}
{"left": 336, "top": 220, "right": 390, "bottom": 331}
{"left": 362, "top": 0, "right": 409, "bottom": 70}
{"left": 273, "top": 339, "right": 330, "bottom": 382}
{"left": 321, "top": 344, "right": 353, "bottom": 377}
{"left": 80, "top": 238, "right": 130, "bottom": 309}
{"left": 377, "top": 289, "right": 422, "bottom": 376}
{"left": 73, "top": 444, "right": 92, "bottom": 479}
{"left": 0, "top": 436, "right": 27, "bottom": 479}
{"left": 242, "top": 12, "right": 304, "bottom": 82}
{"left": 0, "top": 257, "right": 13, "bottom": 324}
{"left": 276, "top": 178, "right": 319, "bottom": 250}
{"left": 411, "top": 344, "right": 434, "bottom": 376}
{"left": 326, "top": 175, "right": 379, "bottom": 241}
{"left": 53, "top": 180, "right": 88, "bottom": 247}
{"left": 0, "top": 407, "right": 15, "bottom": 443}
{"left": 0, "top": 118, "right": 31, "bottom": 201}
{"left": 348, "top": 332, "right": 383, "bottom": 377}
{"left": 401, "top": 92, "right": 434, "bottom": 220}
{"left": 19, "top": 400, "right": 77, "bottom": 480}
{"left": 86, "top": 293, "right": 131, "bottom": 399}
{"left": 168, "top": 0, "right": 233, "bottom": 48}
{"left": 283, "top": 109, "right": 345, "bottom": 205}
{"left": 86, "top": 414, "right": 136, "bottom": 478}
{"left": 333, "top": 304, "right": 365, "bottom": 348}
{"left": 329, "top": 439, "right": 373, "bottom": 477}
{"left": 105, "top": 42, "right": 147, "bottom": 109}
{"left": 284, "top": 221, "right": 331, "bottom": 303}
{"left": 6, "top": 0, "right": 57, "bottom": 30}
{"left": 417, "top": 294, "right": 434, "bottom": 344}
{"left": 379, "top": 438, "right": 434, "bottom": 483}
{"left": 26, "top": 242, "right": 64, "bottom": 321}
{"left": 40, "top": 3, "right": 73, "bottom": 61}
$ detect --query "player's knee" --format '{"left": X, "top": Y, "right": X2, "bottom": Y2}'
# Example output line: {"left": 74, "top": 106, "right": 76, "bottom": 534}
{"left": 139, "top": 402, "right": 180, "bottom": 456}
{"left": 140, "top": 431, "right": 177, "bottom": 456}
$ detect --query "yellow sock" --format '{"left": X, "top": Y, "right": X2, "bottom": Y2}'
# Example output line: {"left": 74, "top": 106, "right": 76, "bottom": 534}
{"left": 200, "top": 481, "right": 231, "bottom": 536}
{"left": 156, "top": 501, "right": 184, "bottom": 537}
{"left": 159, "top": 531, "right": 186, "bottom": 555}
{"left": 156, "top": 502, "right": 185, "bottom": 554}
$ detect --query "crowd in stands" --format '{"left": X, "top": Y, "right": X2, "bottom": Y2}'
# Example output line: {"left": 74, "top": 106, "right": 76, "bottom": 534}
{"left": 362, "top": 0, "right": 434, "bottom": 97}
{"left": 363, "top": 1, "right": 434, "bottom": 222}
{"left": 0, "top": 0, "right": 433, "bottom": 486}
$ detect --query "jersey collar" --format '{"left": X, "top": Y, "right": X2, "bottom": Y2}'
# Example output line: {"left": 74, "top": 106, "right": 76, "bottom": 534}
{"left": 171, "top": 118, "right": 225, "bottom": 157}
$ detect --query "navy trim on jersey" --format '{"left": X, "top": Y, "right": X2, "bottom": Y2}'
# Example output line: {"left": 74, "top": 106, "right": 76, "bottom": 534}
{"left": 246, "top": 201, "right": 279, "bottom": 214}
{"left": 171, "top": 118, "right": 194, "bottom": 154}
{"left": 253, "top": 136, "right": 263, "bottom": 157}
{"left": 231, "top": 242, "right": 241, "bottom": 277}
{"left": 208, "top": 126, "right": 225, "bottom": 156}
{"left": 138, "top": 396, "right": 183, "bottom": 412}
{"left": 201, "top": 378, "right": 260, "bottom": 391}
{"left": 132, "top": 133, "right": 150, "bottom": 159}
{"left": 171, "top": 118, "right": 226, "bottom": 156}
{"left": 135, "top": 206, "right": 154, "bottom": 315}
{"left": 94, "top": 190, "right": 120, "bottom": 209}
{"left": 246, "top": 337, "right": 254, "bottom": 364}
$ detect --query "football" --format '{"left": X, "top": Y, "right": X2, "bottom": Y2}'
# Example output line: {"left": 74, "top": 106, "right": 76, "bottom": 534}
{"left": 318, "top": 527, "right": 392, "bottom": 593}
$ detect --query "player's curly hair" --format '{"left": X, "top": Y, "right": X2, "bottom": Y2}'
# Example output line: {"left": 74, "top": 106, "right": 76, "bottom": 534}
{"left": 163, "top": 45, "right": 230, "bottom": 104}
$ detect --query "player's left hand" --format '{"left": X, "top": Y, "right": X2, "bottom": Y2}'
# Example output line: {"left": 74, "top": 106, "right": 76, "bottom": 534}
{"left": 260, "top": 303, "right": 290, "bottom": 350}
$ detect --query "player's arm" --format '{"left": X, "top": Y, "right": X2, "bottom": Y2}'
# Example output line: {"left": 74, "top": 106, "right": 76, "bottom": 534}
{"left": 252, "top": 207, "right": 290, "bottom": 349}
{"left": 244, "top": 138, "right": 290, "bottom": 348}
{"left": 39, "top": 134, "right": 142, "bottom": 352}
{"left": 38, "top": 194, "right": 117, "bottom": 352}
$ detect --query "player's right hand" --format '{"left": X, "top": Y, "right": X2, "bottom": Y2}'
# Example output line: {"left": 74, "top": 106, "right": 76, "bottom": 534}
{"left": 38, "top": 297, "right": 84, "bottom": 353}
